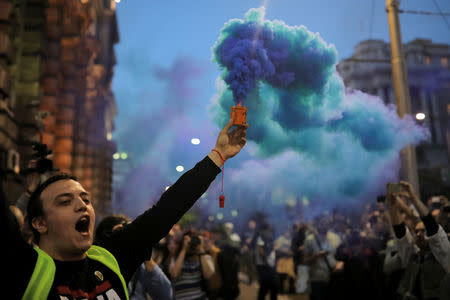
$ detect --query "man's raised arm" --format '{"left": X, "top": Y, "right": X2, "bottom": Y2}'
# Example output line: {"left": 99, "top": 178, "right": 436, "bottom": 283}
{"left": 101, "top": 118, "right": 247, "bottom": 281}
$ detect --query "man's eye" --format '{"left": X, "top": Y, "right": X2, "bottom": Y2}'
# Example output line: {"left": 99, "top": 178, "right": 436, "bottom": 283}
{"left": 82, "top": 197, "right": 91, "bottom": 204}
{"left": 60, "top": 199, "right": 71, "bottom": 205}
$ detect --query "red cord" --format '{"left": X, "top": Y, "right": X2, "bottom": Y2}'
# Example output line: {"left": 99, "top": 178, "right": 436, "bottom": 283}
{"left": 212, "top": 149, "right": 225, "bottom": 164}
{"left": 212, "top": 149, "right": 225, "bottom": 207}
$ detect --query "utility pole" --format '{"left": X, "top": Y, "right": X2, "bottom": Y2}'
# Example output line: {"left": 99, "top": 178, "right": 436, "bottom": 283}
{"left": 386, "top": 0, "right": 420, "bottom": 194}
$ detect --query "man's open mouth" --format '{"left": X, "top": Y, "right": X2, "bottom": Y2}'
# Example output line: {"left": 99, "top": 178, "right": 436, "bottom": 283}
{"left": 75, "top": 216, "right": 90, "bottom": 234}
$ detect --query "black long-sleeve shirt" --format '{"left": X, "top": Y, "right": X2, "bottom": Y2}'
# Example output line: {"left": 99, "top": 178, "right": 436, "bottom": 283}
{"left": 393, "top": 213, "right": 439, "bottom": 239}
{"left": 4, "top": 156, "right": 220, "bottom": 299}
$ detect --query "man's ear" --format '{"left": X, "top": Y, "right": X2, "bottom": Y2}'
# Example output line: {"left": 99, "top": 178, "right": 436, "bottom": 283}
{"left": 32, "top": 216, "right": 48, "bottom": 235}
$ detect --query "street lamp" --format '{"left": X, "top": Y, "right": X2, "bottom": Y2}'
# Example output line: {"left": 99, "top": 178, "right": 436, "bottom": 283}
{"left": 191, "top": 138, "right": 200, "bottom": 145}
{"left": 415, "top": 112, "right": 426, "bottom": 121}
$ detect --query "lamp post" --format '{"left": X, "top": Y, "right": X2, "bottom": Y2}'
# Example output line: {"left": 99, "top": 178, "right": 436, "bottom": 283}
{"left": 386, "top": 0, "right": 420, "bottom": 194}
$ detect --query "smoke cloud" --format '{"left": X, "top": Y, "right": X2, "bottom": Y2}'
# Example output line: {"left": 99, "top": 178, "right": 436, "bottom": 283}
{"left": 114, "top": 56, "right": 218, "bottom": 217}
{"left": 208, "top": 7, "right": 429, "bottom": 231}
{"left": 115, "top": 8, "right": 429, "bottom": 235}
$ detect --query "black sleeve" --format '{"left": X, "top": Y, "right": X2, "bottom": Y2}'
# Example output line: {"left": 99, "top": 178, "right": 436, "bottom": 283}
{"left": 2, "top": 183, "right": 37, "bottom": 299}
{"left": 393, "top": 223, "right": 406, "bottom": 239}
{"left": 421, "top": 213, "right": 439, "bottom": 236}
{"left": 99, "top": 156, "right": 220, "bottom": 282}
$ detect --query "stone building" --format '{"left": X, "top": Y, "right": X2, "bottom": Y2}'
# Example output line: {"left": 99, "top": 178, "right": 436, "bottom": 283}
{"left": 0, "top": 0, "right": 119, "bottom": 219}
{"left": 337, "top": 39, "right": 450, "bottom": 196}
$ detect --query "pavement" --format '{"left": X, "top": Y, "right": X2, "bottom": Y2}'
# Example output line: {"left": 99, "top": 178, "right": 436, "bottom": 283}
{"left": 236, "top": 273, "right": 309, "bottom": 300}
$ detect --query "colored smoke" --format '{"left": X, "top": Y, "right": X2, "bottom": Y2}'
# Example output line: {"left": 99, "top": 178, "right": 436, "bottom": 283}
{"left": 113, "top": 56, "right": 219, "bottom": 217}
{"left": 213, "top": 7, "right": 336, "bottom": 105}
{"left": 209, "top": 7, "right": 429, "bottom": 231}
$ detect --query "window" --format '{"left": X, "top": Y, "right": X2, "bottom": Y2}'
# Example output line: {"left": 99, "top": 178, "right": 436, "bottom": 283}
{"left": 425, "top": 56, "right": 431, "bottom": 65}
{"left": 441, "top": 57, "right": 448, "bottom": 68}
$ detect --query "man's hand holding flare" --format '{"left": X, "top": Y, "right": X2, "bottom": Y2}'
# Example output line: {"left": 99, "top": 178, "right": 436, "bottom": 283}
{"left": 208, "top": 117, "right": 248, "bottom": 167}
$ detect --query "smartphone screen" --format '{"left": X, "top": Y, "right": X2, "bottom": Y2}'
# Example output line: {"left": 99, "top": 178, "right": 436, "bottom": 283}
{"left": 387, "top": 183, "right": 402, "bottom": 195}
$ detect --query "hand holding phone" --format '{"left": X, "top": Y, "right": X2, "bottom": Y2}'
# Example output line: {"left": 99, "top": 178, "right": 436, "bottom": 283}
{"left": 387, "top": 182, "right": 402, "bottom": 195}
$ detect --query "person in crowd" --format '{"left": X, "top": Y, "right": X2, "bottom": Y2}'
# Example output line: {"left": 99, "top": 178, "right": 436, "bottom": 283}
{"left": 303, "top": 217, "right": 342, "bottom": 300}
{"left": 240, "top": 219, "right": 258, "bottom": 285}
{"left": 217, "top": 222, "right": 241, "bottom": 299}
{"left": 216, "top": 242, "right": 241, "bottom": 300}
{"left": 428, "top": 196, "right": 445, "bottom": 223}
{"left": 260, "top": 218, "right": 275, "bottom": 251}
{"left": 255, "top": 235, "right": 278, "bottom": 300}
{"left": 94, "top": 214, "right": 173, "bottom": 300}
{"left": 170, "top": 230, "right": 215, "bottom": 300}
{"left": 382, "top": 191, "right": 422, "bottom": 300}
{"left": 274, "top": 229, "right": 295, "bottom": 294}
{"left": 438, "top": 204, "right": 450, "bottom": 238}
{"left": 367, "top": 213, "right": 391, "bottom": 298}
{"left": 4, "top": 118, "right": 247, "bottom": 299}
{"left": 291, "top": 223, "right": 306, "bottom": 266}
{"left": 383, "top": 237, "right": 404, "bottom": 300}
{"left": 428, "top": 196, "right": 450, "bottom": 238}
{"left": 333, "top": 229, "right": 371, "bottom": 300}
{"left": 202, "top": 231, "right": 222, "bottom": 299}
{"left": 157, "top": 236, "right": 181, "bottom": 281}
{"left": 224, "top": 222, "right": 241, "bottom": 247}
{"left": 387, "top": 181, "right": 450, "bottom": 300}
{"left": 167, "top": 223, "right": 183, "bottom": 242}
{"left": 291, "top": 222, "right": 308, "bottom": 293}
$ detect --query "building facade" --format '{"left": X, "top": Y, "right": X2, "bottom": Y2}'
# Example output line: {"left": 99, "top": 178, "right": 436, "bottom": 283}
{"left": 337, "top": 39, "right": 450, "bottom": 196}
{"left": 0, "top": 0, "right": 119, "bottom": 219}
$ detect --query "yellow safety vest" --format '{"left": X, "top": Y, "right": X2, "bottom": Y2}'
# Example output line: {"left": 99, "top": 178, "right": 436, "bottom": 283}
{"left": 22, "top": 245, "right": 129, "bottom": 300}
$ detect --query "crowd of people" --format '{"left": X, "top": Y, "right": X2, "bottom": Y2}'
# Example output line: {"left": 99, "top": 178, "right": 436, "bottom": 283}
{"left": 9, "top": 173, "right": 450, "bottom": 300}
{"left": 102, "top": 180, "right": 448, "bottom": 300}
{"left": 4, "top": 116, "right": 450, "bottom": 300}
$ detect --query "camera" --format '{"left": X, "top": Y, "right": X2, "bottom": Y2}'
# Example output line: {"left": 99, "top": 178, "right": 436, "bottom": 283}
{"left": 189, "top": 235, "right": 201, "bottom": 251}
{"left": 27, "top": 143, "right": 59, "bottom": 174}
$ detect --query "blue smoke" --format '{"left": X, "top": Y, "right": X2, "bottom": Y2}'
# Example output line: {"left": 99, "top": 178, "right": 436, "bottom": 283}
{"left": 208, "top": 7, "right": 429, "bottom": 231}
{"left": 213, "top": 7, "right": 336, "bottom": 104}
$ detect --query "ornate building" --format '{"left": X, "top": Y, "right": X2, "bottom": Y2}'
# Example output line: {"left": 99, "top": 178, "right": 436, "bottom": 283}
{"left": 337, "top": 39, "right": 450, "bottom": 196}
{"left": 0, "top": 0, "right": 119, "bottom": 219}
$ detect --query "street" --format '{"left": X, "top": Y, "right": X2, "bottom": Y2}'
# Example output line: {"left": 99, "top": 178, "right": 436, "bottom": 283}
{"left": 236, "top": 273, "right": 309, "bottom": 300}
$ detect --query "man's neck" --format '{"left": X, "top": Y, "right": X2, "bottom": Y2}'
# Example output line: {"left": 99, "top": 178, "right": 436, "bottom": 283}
{"left": 38, "top": 241, "right": 87, "bottom": 261}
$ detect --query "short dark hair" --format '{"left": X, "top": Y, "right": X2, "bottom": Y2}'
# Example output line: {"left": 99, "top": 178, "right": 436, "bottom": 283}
{"left": 94, "top": 214, "right": 130, "bottom": 245}
{"left": 26, "top": 173, "right": 78, "bottom": 243}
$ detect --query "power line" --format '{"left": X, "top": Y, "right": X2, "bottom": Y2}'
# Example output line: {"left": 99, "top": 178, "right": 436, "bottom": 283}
{"left": 432, "top": 0, "right": 450, "bottom": 31}
{"left": 398, "top": 9, "right": 450, "bottom": 17}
